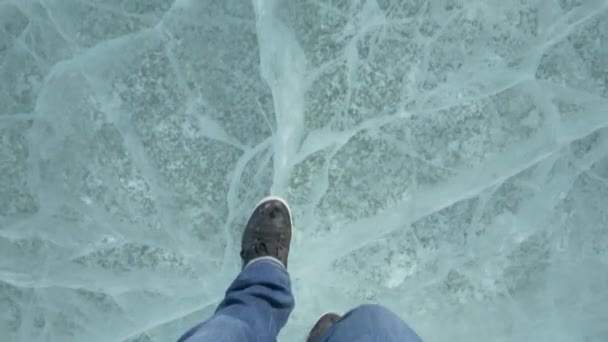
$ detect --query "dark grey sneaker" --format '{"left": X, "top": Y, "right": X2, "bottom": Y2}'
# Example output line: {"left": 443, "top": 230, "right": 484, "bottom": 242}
{"left": 240, "top": 196, "right": 293, "bottom": 269}
{"left": 307, "top": 313, "right": 342, "bottom": 342}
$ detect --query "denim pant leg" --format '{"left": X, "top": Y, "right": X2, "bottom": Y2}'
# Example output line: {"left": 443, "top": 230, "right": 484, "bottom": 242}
{"left": 177, "top": 259, "right": 294, "bottom": 342}
{"left": 318, "top": 304, "right": 423, "bottom": 342}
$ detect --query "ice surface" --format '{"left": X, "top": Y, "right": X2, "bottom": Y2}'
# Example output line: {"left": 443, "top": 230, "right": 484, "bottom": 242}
{"left": 1, "top": 0, "right": 608, "bottom": 341}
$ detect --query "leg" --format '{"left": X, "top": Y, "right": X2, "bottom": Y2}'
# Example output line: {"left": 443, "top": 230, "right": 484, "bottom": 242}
{"left": 317, "top": 304, "right": 423, "bottom": 342}
{"left": 178, "top": 196, "right": 295, "bottom": 342}
{"left": 178, "top": 259, "right": 294, "bottom": 342}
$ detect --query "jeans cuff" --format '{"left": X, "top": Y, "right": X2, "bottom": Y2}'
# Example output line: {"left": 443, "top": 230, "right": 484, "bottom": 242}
{"left": 244, "top": 256, "right": 286, "bottom": 270}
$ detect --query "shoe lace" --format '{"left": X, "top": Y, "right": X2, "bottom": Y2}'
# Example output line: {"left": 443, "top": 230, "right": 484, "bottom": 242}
{"left": 249, "top": 230, "right": 283, "bottom": 258}
{"left": 251, "top": 240, "right": 271, "bottom": 255}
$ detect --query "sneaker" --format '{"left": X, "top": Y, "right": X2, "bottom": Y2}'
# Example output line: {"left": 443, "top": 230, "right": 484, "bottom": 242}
{"left": 307, "top": 313, "right": 342, "bottom": 342}
{"left": 240, "top": 196, "right": 293, "bottom": 269}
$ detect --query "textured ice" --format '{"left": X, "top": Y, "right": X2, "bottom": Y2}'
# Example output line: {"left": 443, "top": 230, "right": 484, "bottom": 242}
{"left": 1, "top": 0, "right": 608, "bottom": 341}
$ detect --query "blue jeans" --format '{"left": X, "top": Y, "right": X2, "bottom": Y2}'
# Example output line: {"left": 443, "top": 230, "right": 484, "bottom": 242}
{"left": 178, "top": 259, "right": 422, "bottom": 342}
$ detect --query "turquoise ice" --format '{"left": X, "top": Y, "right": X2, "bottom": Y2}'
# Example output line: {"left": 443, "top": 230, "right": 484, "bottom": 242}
{"left": 1, "top": 0, "right": 607, "bottom": 341}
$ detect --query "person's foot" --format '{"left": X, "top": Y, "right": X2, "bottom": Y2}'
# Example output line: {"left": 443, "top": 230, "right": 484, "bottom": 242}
{"left": 240, "top": 196, "right": 293, "bottom": 269}
{"left": 307, "top": 313, "right": 342, "bottom": 342}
